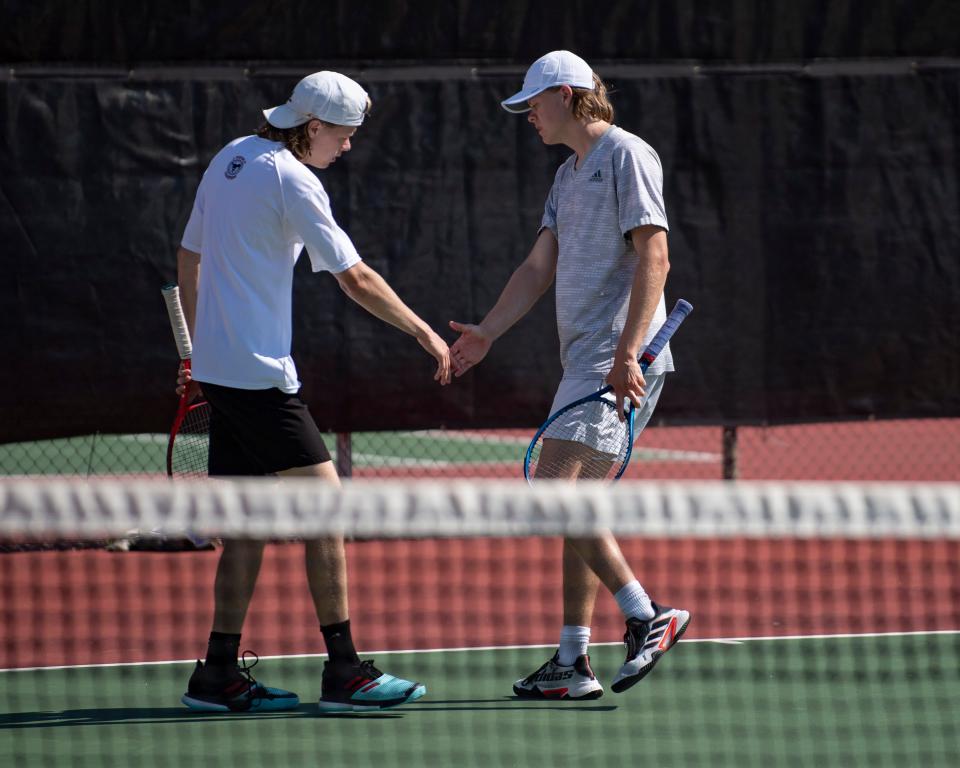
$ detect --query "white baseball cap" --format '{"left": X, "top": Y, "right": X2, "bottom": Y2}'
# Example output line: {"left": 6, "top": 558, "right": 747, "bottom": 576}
{"left": 263, "top": 71, "right": 369, "bottom": 129}
{"left": 501, "top": 51, "right": 595, "bottom": 113}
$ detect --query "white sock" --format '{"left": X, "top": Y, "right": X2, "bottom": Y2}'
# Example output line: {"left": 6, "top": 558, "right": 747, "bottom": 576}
{"left": 557, "top": 625, "right": 591, "bottom": 666}
{"left": 614, "top": 580, "right": 655, "bottom": 620}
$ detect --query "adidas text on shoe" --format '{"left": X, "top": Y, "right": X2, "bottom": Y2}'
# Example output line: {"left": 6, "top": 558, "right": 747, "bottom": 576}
{"left": 181, "top": 654, "right": 299, "bottom": 713}
{"left": 611, "top": 603, "right": 690, "bottom": 693}
{"left": 317, "top": 659, "right": 426, "bottom": 713}
{"left": 513, "top": 652, "right": 604, "bottom": 700}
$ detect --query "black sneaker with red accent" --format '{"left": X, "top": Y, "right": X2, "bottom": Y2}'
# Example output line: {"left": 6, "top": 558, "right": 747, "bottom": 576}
{"left": 318, "top": 658, "right": 426, "bottom": 713}
{"left": 513, "top": 652, "right": 604, "bottom": 700}
{"left": 611, "top": 603, "right": 691, "bottom": 693}
{"left": 181, "top": 652, "right": 299, "bottom": 712}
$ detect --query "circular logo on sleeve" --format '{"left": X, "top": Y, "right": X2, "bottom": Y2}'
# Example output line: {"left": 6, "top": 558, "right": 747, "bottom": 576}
{"left": 224, "top": 156, "right": 246, "bottom": 179}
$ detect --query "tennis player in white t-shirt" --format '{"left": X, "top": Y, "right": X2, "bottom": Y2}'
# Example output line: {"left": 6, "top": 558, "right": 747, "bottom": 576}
{"left": 175, "top": 71, "right": 450, "bottom": 713}
{"left": 450, "top": 51, "right": 690, "bottom": 700}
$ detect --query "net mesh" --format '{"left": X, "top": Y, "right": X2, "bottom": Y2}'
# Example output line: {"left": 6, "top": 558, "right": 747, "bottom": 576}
{"left": 2, "top": 478, "right": 959, "bottom": 767}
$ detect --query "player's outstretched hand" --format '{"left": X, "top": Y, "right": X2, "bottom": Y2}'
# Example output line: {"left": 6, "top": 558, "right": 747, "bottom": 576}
{"left": 417, "top": 329, "right": 452, "bottom": 385}
{"left": 449, "top": 321, "right": 493, "bottom": 377}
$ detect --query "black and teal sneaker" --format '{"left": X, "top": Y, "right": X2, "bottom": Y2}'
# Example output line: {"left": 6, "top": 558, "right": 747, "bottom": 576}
{"left": 181, "top": 652, "right": 299, "bottom": 713}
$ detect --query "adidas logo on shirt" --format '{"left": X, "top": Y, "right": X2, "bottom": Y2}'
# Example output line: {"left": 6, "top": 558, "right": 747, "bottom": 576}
{"left": 589, "top": 169, "right": 603, "bottom": 183}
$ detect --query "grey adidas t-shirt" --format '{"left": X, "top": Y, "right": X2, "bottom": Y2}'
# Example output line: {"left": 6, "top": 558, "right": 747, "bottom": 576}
{"left": 541, "top": 125, "right": 674, "bottom": 378}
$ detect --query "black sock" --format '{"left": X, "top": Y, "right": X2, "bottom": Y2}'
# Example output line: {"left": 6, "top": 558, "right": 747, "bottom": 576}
{"left": 321, "top": 619, "right": 360, "bottom": 665}
{"left": 205, "top": 631, "right": 241, "bottom": 669}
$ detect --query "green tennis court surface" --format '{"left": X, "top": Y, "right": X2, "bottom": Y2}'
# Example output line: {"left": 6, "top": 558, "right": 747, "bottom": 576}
{"left": 4, "top": 635, "right": 958, "bottom": 767}
{"left": 0, "top": 431, "right": 524, "bottom": 476}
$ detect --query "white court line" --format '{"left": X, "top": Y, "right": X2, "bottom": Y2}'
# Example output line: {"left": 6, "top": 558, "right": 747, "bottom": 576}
{"left": 113, "top": 433, "right": 719, "bottom": 464}
{"left": 392, "top": 431, "right": 722, "bottom": 463}
{"left": 348, "top": 449, "right": 718, "bottom": 467}
{"left": 3, "top": 628, "right": 957, "bottom": 674}
{"left": 632, "top": 448, "right": 722, "bottom": 463}
{"left": 116, "top": 434, "right": 168, "bottom": 444}
{"left": 349, "top": 453, "right": 514, "bottom": 469}
{"left": 409, "top": 430, "right": 530, "bottom": 446}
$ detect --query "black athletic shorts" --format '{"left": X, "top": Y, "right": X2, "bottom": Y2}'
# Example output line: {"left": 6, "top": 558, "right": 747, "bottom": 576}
{"left": 199, "top": 382, "right": 331, "bottom": 476}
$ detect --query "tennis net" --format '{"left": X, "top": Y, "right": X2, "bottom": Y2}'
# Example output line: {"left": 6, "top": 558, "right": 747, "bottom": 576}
{"left": 2, "top": 478, "right": 959, "bottom": 767}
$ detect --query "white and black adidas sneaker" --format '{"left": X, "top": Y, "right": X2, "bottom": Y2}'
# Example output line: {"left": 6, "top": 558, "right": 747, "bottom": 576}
{"left": 513, "top": 652, "right": 604, "bottom": 700}
{"left": 611, "top": 603, "right": 691, "bottom": 693}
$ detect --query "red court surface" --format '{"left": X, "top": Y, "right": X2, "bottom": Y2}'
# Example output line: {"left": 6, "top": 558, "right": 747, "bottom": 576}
{"left": 3, "top": 535, "right": 958, "bottom": 669}
{"left": 1, "top": 419, "right": 956, "bottom": 670}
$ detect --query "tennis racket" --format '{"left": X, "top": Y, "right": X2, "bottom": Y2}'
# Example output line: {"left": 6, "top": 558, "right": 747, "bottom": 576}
{"left": 523, "top": 299, "right": 693, "bottom": 484}
{"left": 161, "top": 284, "right": 210, "bottom": 478}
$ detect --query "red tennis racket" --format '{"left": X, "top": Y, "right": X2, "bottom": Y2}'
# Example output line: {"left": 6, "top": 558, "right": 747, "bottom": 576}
{"left": 161, "top": 284, "right": 210, "bottom": 478}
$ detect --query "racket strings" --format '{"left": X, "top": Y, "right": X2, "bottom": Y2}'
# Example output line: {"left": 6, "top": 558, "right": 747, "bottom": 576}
{"left": 170, "top": 401, "right": 210, "bottom": 478}
{"left": 530, "top": 399, "right": 631, "bottom": 481}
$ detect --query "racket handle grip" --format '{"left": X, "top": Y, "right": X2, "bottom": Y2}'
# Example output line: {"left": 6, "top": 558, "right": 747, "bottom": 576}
{"left": 639, "top": 299, "right": 693, "bottom": 371}
{"left": 161, "top": 283, "right": 194, "bottom": 361}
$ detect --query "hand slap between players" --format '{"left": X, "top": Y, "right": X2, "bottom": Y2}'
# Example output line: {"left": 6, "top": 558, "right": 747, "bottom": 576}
{"left": 417, "top": 328, "right": 453, "bottom": 385}
{"left": 448, "top": 321, "right": 493, "bottom": 377}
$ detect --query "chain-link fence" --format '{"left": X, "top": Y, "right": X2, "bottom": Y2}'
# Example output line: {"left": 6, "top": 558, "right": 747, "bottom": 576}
{"left": 2, "top": 419, "right": 957, "bottom": 480}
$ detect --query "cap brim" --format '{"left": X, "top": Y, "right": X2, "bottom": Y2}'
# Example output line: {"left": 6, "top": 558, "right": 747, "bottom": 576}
{"left": 263, "top": 104, "right": 308, "bottom": 129}
{"left": 500, "top": 85, "right": 550, "bottom": 113}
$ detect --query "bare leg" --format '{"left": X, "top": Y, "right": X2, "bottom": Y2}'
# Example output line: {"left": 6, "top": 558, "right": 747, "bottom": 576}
{"left": 304, "top": 535, "right": 349, "bottom": 625}
{"left": 537, "top": 440, "right": 637, "bottom": 624}
{"left": 212, "top": 538, "right": 266, "bottom": 633}
{"left": 562, "top": 540, "right": 601, "bottom": 626}
{"left": 565, "top": 532, "right": 635, "bottom": 595}
{"left": 278, "top": 461, "right": 348, "bottom": 625}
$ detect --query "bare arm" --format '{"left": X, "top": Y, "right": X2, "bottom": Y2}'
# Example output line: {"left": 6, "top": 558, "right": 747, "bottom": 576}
{"left": 335, "top": 261, "right": 451, "bottom": 385}
{"left": 606, "top": 225, "right": 670, "bottom": 417}
{"left": 449, "top": 228, "right": 559, "bottom": 376}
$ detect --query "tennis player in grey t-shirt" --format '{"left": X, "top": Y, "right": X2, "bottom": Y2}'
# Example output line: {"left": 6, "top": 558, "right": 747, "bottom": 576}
{"left": 450, "top": 51, "right": 690, "bottom": 700}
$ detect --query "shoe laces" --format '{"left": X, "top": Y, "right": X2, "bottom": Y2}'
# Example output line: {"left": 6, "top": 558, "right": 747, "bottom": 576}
{"left": 237, "top": 650, "right": 264, "bottom": 707}
{"left": 356, "top": 659, "right": 383, "bottom": 679}
{"left": 623, "top": 618, "right": 648, "bottom": 660}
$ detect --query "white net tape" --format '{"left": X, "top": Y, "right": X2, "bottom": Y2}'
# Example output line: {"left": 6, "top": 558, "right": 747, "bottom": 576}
{"left": 1, "top": 479, "right": 958, "bottom": 539}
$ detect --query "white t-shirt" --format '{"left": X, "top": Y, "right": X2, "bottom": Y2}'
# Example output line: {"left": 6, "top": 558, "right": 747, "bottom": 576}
{"left": 181, "top": 136, "right": 361, "bottom": 392}
{"left": 541, "top": 125, "right": 674, "bottom": 378}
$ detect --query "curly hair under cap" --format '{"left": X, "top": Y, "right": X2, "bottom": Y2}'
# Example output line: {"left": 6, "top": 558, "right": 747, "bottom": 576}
{"left": 255, "top": 95, "right": 373, "bottom": 161}
{"left": 255, "top": 121, "right": 315, "bottom": 161}
{"left": 570, "top": 74, "right": 614, "bottom": 123}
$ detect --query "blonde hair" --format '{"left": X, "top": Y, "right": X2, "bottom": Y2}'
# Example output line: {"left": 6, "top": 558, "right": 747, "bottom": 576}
{"left": 255, "top": 121, "right": 314, "bottom": 160}
{"left": 570, "top": 74, "right": 614, "bottom": 122}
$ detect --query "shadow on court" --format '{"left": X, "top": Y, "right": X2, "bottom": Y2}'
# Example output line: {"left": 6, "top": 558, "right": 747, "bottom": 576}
{"left": 0, "top": 696, "right": 618, "bottom": 728}
{"left": 402, "top": 697, "right": 618, "bottom": 712}
{"left": 0, "top": 706, "right": 402, "bottom": 728}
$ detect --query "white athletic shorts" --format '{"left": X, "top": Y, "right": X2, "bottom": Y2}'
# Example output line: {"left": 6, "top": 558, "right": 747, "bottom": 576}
{"left": 543, "top": 373, "right": 666, "bottom": 454}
